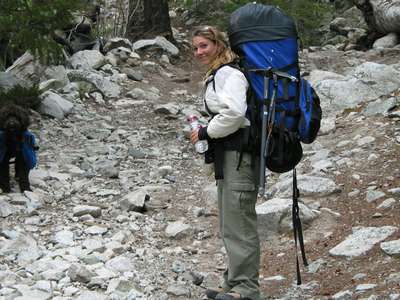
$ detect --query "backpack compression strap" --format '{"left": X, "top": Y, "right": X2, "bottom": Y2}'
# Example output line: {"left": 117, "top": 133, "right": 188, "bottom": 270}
{"left": 292, "top": 168, "right": 308, "bottom": 285}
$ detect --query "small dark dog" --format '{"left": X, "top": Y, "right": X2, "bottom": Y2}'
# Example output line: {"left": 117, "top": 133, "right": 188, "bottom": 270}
{"left": 0, "top": 104, "right": 37, "bottom": 193}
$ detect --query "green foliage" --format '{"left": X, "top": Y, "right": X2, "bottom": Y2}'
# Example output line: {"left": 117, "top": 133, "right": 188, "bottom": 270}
{"left": 0, "top": 85, "right": 41, "bottom": 110}
{"left": 0, "top": 0, "right": 86, "bottom": 68}
{"left": 170, "top": 0, "right": 333, "bottom": 46}
{"left": 223, "top": 0, "right": 332, "bottom": 46}
{"left": 263, "top": 0, "right": 333, "bottom": 46}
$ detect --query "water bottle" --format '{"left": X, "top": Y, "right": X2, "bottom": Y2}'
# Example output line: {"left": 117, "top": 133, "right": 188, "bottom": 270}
{"left": 187, "top": 115, "right": 208, "bottom": 154}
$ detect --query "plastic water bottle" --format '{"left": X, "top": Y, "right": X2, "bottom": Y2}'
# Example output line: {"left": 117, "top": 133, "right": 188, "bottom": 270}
{"left": 187, "top": 115, "right": 208, "bottom": 154}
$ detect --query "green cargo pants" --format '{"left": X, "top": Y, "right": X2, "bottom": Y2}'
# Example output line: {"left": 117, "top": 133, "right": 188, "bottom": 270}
{"left": 217, "top": 151, "right": 261, "bottom": 300}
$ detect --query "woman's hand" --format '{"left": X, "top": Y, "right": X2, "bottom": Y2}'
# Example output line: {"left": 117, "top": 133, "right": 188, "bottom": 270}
{"left": 190, "top": 129, "right": 199, "bottom": 145}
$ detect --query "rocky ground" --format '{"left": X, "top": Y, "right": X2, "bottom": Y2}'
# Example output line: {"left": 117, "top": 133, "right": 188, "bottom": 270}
{"left": 0, "top": 42, "right": 400, "bottom": 300}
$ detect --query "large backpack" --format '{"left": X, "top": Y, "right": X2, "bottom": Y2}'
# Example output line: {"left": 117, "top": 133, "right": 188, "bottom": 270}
{"left": 227, "top": 3, "right": 322, "bottom": 285}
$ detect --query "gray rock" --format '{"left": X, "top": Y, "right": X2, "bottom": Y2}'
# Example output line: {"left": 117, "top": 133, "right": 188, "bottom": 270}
{"left": 39, "top": 91, "right": 74, "bottom": 120}
{"left": 105, "top": 255, "right": 135, "bottom": 273}
{"left": 332, "top": 290, "right": 353, "bottom": 300}
{"left": 353, "top": 273, "right": 367, "bottom": 280}
{"left": 126, "top": 87, "right": 160, "bottom": 101}
{"left": 306, "top": 258, "right": 327, "bottom": 274}
{"left": 69, "top": 50, "right": 107, "bottom": 70}
{"left": 92, "top": 159, "right": 119, "bottom": 178}
{"left": 377, "top": 198, "right": 396, "bottom": 209}
{"left": 6, "top": 51, "right": 43, "bottom": 85}
{"left": 356, "top": 136, "right": 376, "bottom": 146}
{"left": 380, "top": 239, "right": 400, "bottom": 257}
{"left": 133, "top": 36, "right": 179, "bottom": 56}
{"left": 104, "top": 38, "right": 133, "bottom": 52}
{"left": 141, "top": 61, "right": 161, "bottom": 73}
{"left": 388, "top": 187, "right": 400, "bottom": 195}
{"left": 329, "top": 226, "right": 398, "bottom": 258}
{"left": 68, "top": 264, "right": 95, "bottom": 283}
{"left": 0, "top": 71, "right": 29, "bottom": 90}
{"left": 166, "top": 283, "right": 191, "bottom": 297}
{"left": 52, "top": 230, "right": 74, "bottom": 247}
{"left": 75, "top": 291, "right": 108, "bottom": 300}
{"left": 319, "top": 117, "right": 336, "bottom": 135}
{"left": 355, "top": 283, "right": 377, "bottom": 292}
{"left": 42, "top": 65, "right": 69, "bottom": 86}
{"left": 366, "top": 190, "right": 386, "bottom": 203}
{"left": 369, "top": 1, "right": 400, "bottom": 34}
{"left": 121, "top": 67, "right": 144, "bottom": 81}
{"left": 386, "top": 272, "right": 400, "bottom": 285}
{"left": 165, "top": 221, "right": 191, "bottom": 238}
{"left": 154, "top": 103, "right": 180, "bottom": 115}
{"left": 119, "top": 189, "right": 148, "bottom": 212}
{"left": 256, "top": 198, "right": 318, "bottom": 237}
{"left": 11, "top": 285, "right": 52, "bottom": 300}
{"left": 73, "top": 205, "right": 102, "bottom": 218}
{"left": 0, "top": 198, "right": 19, "bottom": 217}
{"left": 68, "top": 69, "right": 121, "bottom": 98}
{"left": 39, "top": 78, "right": 66, "bottom": 93}
{"left": 363, "top": 97, "right": 397, "bottom": 116}
{"left": 311, "top": 62, "right": 400, "bottom": 115}
{"left": 85, "top": 225, "right": 108, "bottom": 235}
{"left": 270, "top": 175, "right": 340, "bottom": 198}
{"left": 0, "top": 232, "right": 40, "bottom": 259}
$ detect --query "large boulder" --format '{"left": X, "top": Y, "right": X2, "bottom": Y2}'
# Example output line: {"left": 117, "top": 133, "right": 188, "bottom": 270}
{"left": 68, "top": 50, "right": 107, "bottom": 70}
{"left": 39, "top": 91, "right": 74, "bottom": 120}
{"left": 5, "top": 52, "right": 44, "bottom": 85}
{"left": 133, "top": 36, "right": 179, "bottom": 56}
{"left": 310, "top": 62, "right": 400, "bottom": 115}
{"left": 370, "top": 0, "right": 400, "bottom": 34}
{"left": 356, "top": 0, "right": 400, "bottom": 42}
{"left": 0, "top": 72, "right": 29, "bottom": 91}
{"left": 67, "top": 69, "right": 121, "bottom": 98}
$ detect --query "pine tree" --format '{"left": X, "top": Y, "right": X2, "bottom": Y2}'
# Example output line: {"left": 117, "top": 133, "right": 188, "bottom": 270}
{"left": 0, "top": 0, "right": 86, "bottom": 69}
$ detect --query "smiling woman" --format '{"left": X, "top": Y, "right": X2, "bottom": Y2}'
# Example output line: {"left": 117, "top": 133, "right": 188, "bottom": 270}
{"left": 192, "top": 35, "right": 218, "bottom": 65}
{"left": 189, "top": 25, "right": 262, "bottom": 300}
{"left": 191, "top": 26, "right": 236, "bottom": 77}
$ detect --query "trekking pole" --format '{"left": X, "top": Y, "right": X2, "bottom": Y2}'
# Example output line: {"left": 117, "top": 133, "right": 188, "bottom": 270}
{"left": 249, "top": 68, "right": 297, "bottom": 197}
{"left": 249, "top": 68, "right": 278, "bottom": 197}
{"left": 259, "top": 73, "right": 278, "bottom": 195}
{"left": 258, "top": 74, "right": 270, "bottom": 197}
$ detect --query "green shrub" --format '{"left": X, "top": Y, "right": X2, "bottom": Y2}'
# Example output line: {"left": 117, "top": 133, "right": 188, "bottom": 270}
{"left": 0, "top": 0, "right": 86, "bottom": 68}
{"left": 172, "top": 0, "right": 333, "bottom": 47}
{"left": 225, "top": 0, "right": 332, "bottom": 46}
{"left": 0, "top": 85, "right": 41, "bottom": 110}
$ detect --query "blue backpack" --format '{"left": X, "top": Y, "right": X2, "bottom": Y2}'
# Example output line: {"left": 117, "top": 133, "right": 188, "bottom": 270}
{"left": 228, "top": 3, "right": 321, "bottom": 173}
{"left": 228, "top": 3, "right": 322, "bottom": 285}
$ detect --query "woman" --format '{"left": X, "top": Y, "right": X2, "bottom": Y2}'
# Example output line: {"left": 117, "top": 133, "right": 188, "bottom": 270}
{"left": 191, "top": 26, "right": 261, "bottom": 300}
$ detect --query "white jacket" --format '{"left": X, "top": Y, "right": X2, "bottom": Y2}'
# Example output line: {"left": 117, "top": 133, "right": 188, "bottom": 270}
{"left": 204, "top": 65, "right": 250, "bottom": 139}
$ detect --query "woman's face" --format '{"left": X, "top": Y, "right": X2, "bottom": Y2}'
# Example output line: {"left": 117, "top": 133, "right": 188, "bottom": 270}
{"left": 192, "top": 36, "right": 219, "bottom": 66}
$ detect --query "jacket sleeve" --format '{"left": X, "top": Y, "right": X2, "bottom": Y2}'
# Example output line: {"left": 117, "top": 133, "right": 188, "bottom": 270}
{"left": 205, "top": 66, "right": 249, "bottom": 139}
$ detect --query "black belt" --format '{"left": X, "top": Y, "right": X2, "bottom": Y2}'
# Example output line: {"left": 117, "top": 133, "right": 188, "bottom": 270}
{"left": 206, "top": 128, "right": 248, "bottom": 180}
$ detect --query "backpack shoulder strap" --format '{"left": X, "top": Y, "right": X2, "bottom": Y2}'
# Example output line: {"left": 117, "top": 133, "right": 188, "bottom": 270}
{"left": 204, "top": 60, "right": 244, "bottom": 117}
{"left": 207, "top": 60, "right": 243, "bottom": 91}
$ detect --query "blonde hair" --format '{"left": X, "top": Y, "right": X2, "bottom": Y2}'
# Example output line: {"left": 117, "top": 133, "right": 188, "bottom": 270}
{"left": 192, "top": 26, "right": 237, "bottom": 78}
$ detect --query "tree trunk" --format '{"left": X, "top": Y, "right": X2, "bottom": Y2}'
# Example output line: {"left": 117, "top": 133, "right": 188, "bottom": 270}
{"left": 126, "top": 0, "right": 173, "bottom": 42}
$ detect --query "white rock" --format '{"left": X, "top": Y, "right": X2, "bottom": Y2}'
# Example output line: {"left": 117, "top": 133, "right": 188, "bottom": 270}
{"left": 329, "top": 226, "right": 398, "bottom": 258}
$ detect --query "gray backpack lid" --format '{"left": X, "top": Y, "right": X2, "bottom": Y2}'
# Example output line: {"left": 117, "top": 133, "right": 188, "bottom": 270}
{"left": 228, "top": 3, "right": 298, "bottom": 48}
